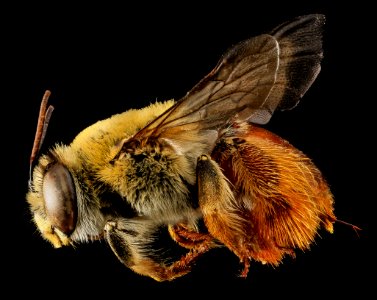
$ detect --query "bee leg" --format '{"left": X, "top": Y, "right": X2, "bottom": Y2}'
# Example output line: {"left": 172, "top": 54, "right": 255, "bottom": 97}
{"left": 168, "top": 223, "right": 219, "bottom": 249}
{"left": 104, "top": 217, "right": 212, "bottom": 282}
{"left": 196, "top": 154, "right": 252, "bottom": 277}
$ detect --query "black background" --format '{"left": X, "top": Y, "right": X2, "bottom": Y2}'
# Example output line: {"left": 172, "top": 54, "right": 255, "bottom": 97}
{"left": 3, "top": 2, "right": 373, "bottom": 298}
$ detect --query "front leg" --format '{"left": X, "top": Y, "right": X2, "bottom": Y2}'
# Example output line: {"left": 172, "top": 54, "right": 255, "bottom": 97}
{"left": 104, "top": 217, "right": 212, "bottom": 282}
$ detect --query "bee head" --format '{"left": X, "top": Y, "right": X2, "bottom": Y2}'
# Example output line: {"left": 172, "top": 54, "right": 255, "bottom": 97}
{"left": 27, "top": 154, "right": 78, "bottom": 247}
{"left": 27, "top": 90, "right": 106, "bottom": 247}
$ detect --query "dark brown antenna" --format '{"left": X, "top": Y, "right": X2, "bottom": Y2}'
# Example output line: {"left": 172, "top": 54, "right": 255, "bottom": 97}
{"left": 29, "top": 90, "right": 55, "bottom": 187}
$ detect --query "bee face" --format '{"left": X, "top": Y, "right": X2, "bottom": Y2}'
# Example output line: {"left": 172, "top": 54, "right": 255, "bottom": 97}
{"left": 27, "top": 154, "right": 72, "bottom": 247}
{"left": 27, "top": 151, "right": 106, "bottom": 247}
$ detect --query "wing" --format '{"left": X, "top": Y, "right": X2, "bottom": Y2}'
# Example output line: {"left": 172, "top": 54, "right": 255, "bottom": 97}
{"left": 126, "top": 14, "right": 325, "bottom": 156}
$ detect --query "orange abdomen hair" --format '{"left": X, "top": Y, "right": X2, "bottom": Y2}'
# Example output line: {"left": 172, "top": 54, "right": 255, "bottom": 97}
{"left": 209, "top": 123, "right": 335, "bottom": 266}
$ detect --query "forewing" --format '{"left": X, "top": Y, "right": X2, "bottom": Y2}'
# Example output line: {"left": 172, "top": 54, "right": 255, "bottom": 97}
{"left": 134, "top": 34, "right": 279, "bottom": 142}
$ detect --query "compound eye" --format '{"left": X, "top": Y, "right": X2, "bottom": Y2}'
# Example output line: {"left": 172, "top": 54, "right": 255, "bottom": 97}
{"left": 43, "top": 163, "right": 77, "bottom": 235}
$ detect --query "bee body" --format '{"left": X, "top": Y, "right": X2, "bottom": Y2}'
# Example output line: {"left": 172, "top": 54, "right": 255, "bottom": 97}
{"left": 27, "top": 14, "right": 337, "bottom": 281}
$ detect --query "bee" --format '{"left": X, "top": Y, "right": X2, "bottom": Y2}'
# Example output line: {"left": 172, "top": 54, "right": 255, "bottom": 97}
{"left": 27, "top": 14, "right": 337, "bottom": 282}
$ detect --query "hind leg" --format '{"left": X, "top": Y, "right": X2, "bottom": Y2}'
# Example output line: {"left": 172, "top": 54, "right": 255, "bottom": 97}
{"left": 196, "top": 154, "right": 252, "bottom": 276}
